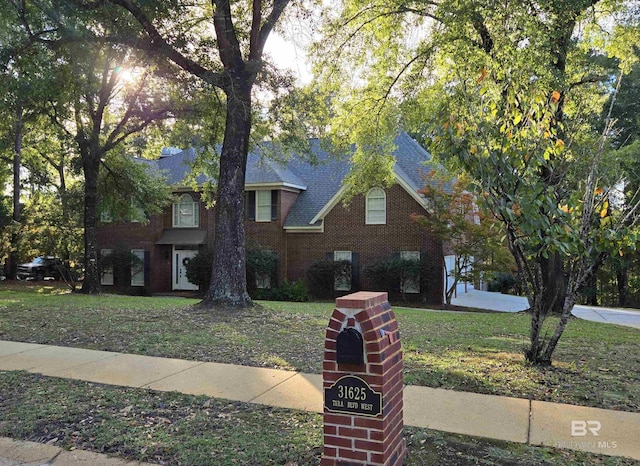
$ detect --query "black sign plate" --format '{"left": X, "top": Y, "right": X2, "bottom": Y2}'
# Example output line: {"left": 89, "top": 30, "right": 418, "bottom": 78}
{"left": 324, "top": 375, "right": 382, "bottom": 417}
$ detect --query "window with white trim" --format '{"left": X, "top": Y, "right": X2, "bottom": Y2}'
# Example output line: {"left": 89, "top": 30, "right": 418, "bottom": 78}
{"left": 256, "top": 190, "right": 272, "bottom": 222}
{"left": 100, "top": 249, "right": 114, "bottom": 286}
{"left": 401, "top": 250, "right": 420, "bottom": 294}
{"left": 131, "top": 249, "right": 145, "bottom": 287}
{"left": 173, "top": 194, "right": 199, "bottom": 228}
{"left": 366, "top": 188, "right": 386, "bottom": 224}
{"left": 334, "top": 251, "right": 352, "bottom": 291}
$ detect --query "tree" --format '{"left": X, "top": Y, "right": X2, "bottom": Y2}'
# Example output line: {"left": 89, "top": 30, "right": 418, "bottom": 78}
{"left": 311, "top": 0, "right": 640, "bottom": 364}
{"left": 53, "top": 44, "right": 176, "bottom": 294}
{"left": 433, "top": 75, "right": 640, "bottom": 364}
{"left": 411, "top": 170, "right": 513, "bottom": 305}
{"left": 88, "top": 0, "right": 299, "bottom": 307}
{"left": 0, "top": 2, "right": 55, "bottom": 278}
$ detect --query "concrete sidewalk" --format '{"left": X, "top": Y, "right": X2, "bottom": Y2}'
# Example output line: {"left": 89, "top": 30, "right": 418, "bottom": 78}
{"left": 452, "top": 290, "right": 640, "bottom": 329}
{"left": 1, "top": 340, "right": 639, "bottom": 464}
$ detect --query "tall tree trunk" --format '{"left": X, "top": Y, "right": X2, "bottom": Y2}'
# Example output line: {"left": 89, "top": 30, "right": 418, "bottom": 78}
{"left": 202, "top": 79, "right": 253, "bottom": 308}
{"left": 80, "top": 151, "right": 102, "bottom": 294}
{"left": 9, "top": 104, "right": 23, "bottom": 280}
{"left": 616, "top": 263, "right": 629, "bottom": 307}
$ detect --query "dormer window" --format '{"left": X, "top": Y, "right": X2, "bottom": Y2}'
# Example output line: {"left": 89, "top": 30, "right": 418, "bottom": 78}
{"left": 247, "top": 190, "right": 278, "bottom": 222}
{"left": 173, "top": 193, "right": 199, "bottom": 228}
{"left": 366, "top": 187, "right": 386, "bottom": 224}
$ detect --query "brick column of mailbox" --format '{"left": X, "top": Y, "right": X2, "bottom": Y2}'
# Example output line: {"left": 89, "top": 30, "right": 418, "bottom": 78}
{"left": 322, "top": 291, "right": 406, "bottom": 466}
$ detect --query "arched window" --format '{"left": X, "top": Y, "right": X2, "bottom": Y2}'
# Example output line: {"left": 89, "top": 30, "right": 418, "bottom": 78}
{"left": 173, "top": 193, "right": 199, "bottom": 228}
{"left": 366, "top": 188, "right": 386, "bottom": 224}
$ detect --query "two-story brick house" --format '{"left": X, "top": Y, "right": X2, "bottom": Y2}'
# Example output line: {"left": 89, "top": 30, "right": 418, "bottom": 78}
{"left": 96, "top": 132, "right": 453, "bottom": 303}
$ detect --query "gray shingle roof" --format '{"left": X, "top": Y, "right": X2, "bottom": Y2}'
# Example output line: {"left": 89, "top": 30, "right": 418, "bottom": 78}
{"left": 150, "top": 132, "right": 433, "bottom": 227}
{"left": 245, "top": 153, "right": 307, "bottom": 188}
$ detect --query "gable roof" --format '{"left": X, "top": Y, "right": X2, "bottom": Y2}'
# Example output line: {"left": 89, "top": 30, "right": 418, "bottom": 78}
{"left": 149, "top": 131, "right": 434, "bottom": 228}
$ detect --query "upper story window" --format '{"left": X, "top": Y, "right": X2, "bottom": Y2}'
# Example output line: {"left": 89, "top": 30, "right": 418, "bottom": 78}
{"left": 173, "top": 193, "right": 199, "bottom": 228}
{"left": 366, "top": 187, "right": 386, "bottom": 225}
{"left": 247, "top": 190, "right": 278, "bottom": 222}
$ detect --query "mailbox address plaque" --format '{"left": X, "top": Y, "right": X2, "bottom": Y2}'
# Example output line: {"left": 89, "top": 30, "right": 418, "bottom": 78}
{"left": 324, "top": 375, "right": 382, "bottom": 417}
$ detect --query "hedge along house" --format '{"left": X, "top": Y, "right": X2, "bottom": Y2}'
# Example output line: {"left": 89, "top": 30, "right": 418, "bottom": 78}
{"left": 96, "top": 132, "right": 461, "bottom": 303}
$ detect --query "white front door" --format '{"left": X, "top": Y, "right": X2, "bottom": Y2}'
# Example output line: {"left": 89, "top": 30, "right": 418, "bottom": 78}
{"left": 173, "top": 249, "right": 199, "bottom": 291}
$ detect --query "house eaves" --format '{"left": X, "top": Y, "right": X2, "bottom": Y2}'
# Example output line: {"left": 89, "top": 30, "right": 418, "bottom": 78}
{"left": 245, "top": 182, "right": 307, "bottom": 192}
{"left": 308, "top": 170, "right": 428, "bottom": 226}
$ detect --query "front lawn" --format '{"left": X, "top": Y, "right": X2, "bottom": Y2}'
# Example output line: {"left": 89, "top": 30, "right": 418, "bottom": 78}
{"left": 0, "top": 371, "right": 635, "bottom": 466}
{"left": 1, "top": 283, "right": 639, "bottom": 465}
{"left": 0, "top": 283, "right": 638, "bottom": 412}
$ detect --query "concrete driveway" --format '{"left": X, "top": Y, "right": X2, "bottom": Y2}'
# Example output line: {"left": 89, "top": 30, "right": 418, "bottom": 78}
{"left": 451, "top": 290, "right": 640, "bottom": 329}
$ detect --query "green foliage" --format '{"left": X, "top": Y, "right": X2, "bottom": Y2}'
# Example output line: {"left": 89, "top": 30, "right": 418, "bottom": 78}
{"left": 98, "top": 154, "right": 172, "bottom": 223}
{"left": 254, "top": 280, "right": 309, "bottom": 302}
{"left": 413, "top": 168, "right": 515, "bottom": 303}
{"left": 312, "top": 0, "right": 639, "bottom": 362}
{"left": 245, "top": 248, "right": 279, "bottom": 297}
{"left": 305, "top": 260, "right": 351, "bottom": 299}
{"left": 487, "top": 272, "right": 520, "bottom": 294}
{"left": 16, "top": 188, "right": 84, "bottom": 266}
{"left": 365, "top": 257, "right": 420, "bottom": 299}
{"left": 185, "top": 248, "right": 298, "bottom": 300}
{"left": 184, "top": 249, "right": 214, "bottom": 292}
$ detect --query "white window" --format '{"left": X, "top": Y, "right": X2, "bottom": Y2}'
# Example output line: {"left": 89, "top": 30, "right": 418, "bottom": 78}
{"left": 173, "top": 194, "right": 199, "bottom": 228}
{"left": 100, "top": 249, "right": 114, "bottom": 286}
{"left": 131, "top": 250, "right": 145, "bottom": 287}
{"left": 366, "top": 188, "right": 386, "bottom": 224}
{"left": 334, "top": 251, "right": 352, "bottom": 291}
{"left": 256, "top": 190, "right": 272, "bottom": 222}
{"left": 401, "top": 251, "right": 420, "bottom": 294}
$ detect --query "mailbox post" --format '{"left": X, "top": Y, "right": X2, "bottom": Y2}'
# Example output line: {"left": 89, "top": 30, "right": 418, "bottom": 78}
{"left": 322, "top": 291, "right": 406, "bottom": 466}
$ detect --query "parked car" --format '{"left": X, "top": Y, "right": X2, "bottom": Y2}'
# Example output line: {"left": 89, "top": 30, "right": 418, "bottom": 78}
{"left": 17, "top": 256, "right": 67, "bottom": 281}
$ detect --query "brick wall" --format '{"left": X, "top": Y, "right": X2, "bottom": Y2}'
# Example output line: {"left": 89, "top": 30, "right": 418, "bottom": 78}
{"left": 322, "top": 292, "right": 406, "bottom": 466}
{"left": 97, "top": 191, "right": 213, "bottom": 294}
{"left": 285, "top": 184, "right": 443, "bottom": 303}
{"left": 97, "top": 184, "right": 444, "bottom": 300}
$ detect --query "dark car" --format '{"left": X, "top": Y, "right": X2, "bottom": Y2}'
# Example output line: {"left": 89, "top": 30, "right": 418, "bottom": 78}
{"left": 17, "top": 256, "right": 66, "bottom": 281}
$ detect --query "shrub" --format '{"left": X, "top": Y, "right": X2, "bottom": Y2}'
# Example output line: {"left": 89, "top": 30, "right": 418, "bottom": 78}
{"left": 184, "top": 249, "right": 214, "bottom": 292}
{"left": 306, "top": 260, "right": 335, "bottom": 299}
{"left": 305, "top": 260, "right": 352, "bottom": 299}
{"left": 365, "top": 257, "right": 421, "bottom": 301}
{"left": 487, "top": 272, "right": 518, "bottom": 294}
{"left": 246, "top": 249, "right": 279, "bottom": 296}
{"left": 255, "top": 279, "right": 309, "bottom": 302}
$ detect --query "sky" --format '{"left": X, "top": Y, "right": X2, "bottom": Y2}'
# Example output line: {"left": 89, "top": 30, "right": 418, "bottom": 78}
{"left": 263, "top": 27, "right": 314, "bottom": 84}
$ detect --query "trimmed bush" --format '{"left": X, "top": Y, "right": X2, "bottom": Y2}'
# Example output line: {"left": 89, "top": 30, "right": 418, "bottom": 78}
{"left": 305, "top": 259, "right": 352, "bottom": 299}
{"left": 184, "top": 249, "right": 214, "bottom": 291}
{"left": 246, "top": 249, "right": 279, "bottom": 296}
{"left": 255, "top": 279, "right": 309, "bottom": 302}
{"left": 365, "top": 258, "right": 421, "bottom": 302}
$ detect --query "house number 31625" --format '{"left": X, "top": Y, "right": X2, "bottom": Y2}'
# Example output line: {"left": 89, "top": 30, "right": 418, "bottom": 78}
{"left": 337, "top": 385, "right": 367, "bottom": 401}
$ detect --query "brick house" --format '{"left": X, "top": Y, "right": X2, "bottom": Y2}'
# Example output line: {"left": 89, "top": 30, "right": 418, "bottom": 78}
{"left": 96, "top": 132, "right": 457, "bottom": 303}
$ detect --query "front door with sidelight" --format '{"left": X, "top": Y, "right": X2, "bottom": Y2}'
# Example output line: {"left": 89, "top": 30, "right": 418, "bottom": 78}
{"left": 173, "top": 249, "right": 199, "bottom": 291}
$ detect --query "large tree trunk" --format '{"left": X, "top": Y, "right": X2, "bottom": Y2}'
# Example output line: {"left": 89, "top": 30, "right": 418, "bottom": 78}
{"left": 540, "top": 244, "right": 566, "bottom": 315}
{"left": 617, "top": 262, "right": 629, "bottom": 307}
{"left": 201, "top": 78, "right": 253, "bottom": 308}
{"left": 8, "top": 104, "right": 23, "bottom": 280}
{"left": 80, "top": 151, "right": 102, "bottom": 294}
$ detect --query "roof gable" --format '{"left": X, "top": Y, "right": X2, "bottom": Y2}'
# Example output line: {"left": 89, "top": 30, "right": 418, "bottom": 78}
{"left": 153, "top": 132, "right": 433, "bottom": 228}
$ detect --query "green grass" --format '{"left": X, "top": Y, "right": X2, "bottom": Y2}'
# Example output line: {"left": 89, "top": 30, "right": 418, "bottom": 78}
{"left": 0, "top": 371, "right": 635, "bottom": 466}
{"left": 0, "top": 283, "right": 639, "bottom": 412}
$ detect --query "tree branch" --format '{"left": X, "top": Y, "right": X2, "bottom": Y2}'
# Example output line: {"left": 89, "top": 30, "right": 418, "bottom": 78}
{"left": 105, "top": 0, "right": 226, "bottom": 88}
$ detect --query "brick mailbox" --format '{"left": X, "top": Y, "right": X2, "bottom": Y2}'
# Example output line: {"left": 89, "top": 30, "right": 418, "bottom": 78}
{"left": 322, "top": 291, "right": 406, "bottom": 466}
